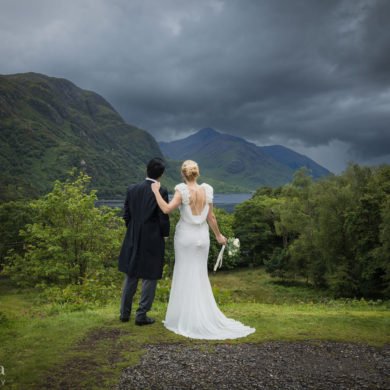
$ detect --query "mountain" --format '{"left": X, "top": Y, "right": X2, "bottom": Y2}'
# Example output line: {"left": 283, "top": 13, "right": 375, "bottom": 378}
{"left": 0, "top": 72, "right": 169, "bottom": 200}
{"left": 0, "top": 73, "right": 331, "bottom": 201}
{"left": 260, "top": 145, "right": 330, "bottom": 179}
{"left": 159, "top": 128, "right": 331, "bottom": 190}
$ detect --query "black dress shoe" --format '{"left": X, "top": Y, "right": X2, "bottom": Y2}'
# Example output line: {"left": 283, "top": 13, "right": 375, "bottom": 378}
{"left": 119, "top": 316, "right": 130, "bottom": 322}
{"left": 135, "top": 316, "right": 155, "bottom": 326}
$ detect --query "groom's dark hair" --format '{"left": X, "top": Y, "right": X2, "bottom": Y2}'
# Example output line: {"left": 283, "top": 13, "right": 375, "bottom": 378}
{"left": 147, "top": 157, "right": 166, "bottom": 179}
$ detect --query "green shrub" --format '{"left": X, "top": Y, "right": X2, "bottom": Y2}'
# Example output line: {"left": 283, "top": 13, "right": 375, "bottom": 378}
{"left": 4, "top": 170, "right": 125, "bottom": 290}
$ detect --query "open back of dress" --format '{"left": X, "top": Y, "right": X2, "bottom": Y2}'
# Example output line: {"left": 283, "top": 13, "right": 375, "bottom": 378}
{"left": 187, "top": 185, "right": 206, "bottom": 216}
{"left": 163, "top": 182, "right": 255, "bottom": 340}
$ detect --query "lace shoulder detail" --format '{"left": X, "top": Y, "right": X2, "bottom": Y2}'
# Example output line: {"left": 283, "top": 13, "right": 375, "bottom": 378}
{"left": 201, "top": 183, "right": 213, "bottom": 204}
{"left": 175, "top": 183, "right": 190, "bottom": 205}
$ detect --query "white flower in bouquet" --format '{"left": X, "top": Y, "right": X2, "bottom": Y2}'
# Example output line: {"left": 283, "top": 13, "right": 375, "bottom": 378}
{"left": 214, "top": 236, "right": 240, "bottom": 272}
{"left": 226, "top": 237, "right": 240, "bottom": 257}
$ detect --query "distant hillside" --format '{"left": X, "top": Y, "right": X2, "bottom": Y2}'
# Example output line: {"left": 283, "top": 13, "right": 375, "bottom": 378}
{"left": 260, "top": 145, "right": 330, "bottom": 179}
{"left": 0, "top": 72, "right": 171, "bottom": 200}
{"left": 0, "top": 73, "right": 331, "bottom": 201}
{"left": 160, "top": 128, "right": 331, "bottom": 190}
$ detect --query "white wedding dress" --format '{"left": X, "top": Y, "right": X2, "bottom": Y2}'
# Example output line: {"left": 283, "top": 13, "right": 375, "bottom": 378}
{"left": 163, "top": 183, "right": 255, "bottom": 340}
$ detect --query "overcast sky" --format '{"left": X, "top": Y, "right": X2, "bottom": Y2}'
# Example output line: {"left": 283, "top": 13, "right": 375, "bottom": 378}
{"left": 1, "top": 0, "right": 389, "bottom": 173}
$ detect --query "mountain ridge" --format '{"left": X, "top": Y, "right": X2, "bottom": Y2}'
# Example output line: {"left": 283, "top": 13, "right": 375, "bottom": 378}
{"left": 160, "top": 128, "right": 331, "bottom": 190}
{"left": 0, "top": 73, "right": 331, "bottom": 200}
{"left": 0, "top": 73, "right": 248, "bottom": 200}
{"left": 0, "top": 72, "right": 169, "bottom": 200}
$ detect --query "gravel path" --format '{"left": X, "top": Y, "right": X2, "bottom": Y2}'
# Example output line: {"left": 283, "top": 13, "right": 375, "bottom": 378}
{"left": 116, "top": 341, "right": 390, "bottom": 389}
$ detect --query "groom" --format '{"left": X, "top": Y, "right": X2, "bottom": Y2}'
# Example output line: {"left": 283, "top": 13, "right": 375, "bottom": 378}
{"left": 118, "top": 157, "right": 170, "bottom": 325}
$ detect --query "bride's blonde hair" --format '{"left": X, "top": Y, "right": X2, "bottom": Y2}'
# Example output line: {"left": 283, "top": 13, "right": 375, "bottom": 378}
{"left": 181, "top": 160, "right": 200, "bottom": 181}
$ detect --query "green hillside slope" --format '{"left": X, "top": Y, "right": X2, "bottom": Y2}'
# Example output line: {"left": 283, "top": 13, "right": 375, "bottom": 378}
{"left": 0, "top": 73, "right": 168, "bottom": 200}
{"left": 160, "top": 128, "right": 296, "bottom": 190}
{"left": 261, "top": 145, "right": 331, "bottom": 179}
{"left": 160, "top": 128, "right": 331, "bottom": 190}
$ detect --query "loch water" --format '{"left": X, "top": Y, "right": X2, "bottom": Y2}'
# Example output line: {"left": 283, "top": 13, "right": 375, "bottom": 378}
{"left": 96, "top": 193, "right": 252, "bottom": 213}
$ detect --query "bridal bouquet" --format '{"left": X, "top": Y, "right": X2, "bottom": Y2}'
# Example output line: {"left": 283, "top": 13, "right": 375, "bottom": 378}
{"left": 227, "top": 237, "right": 240, "bottom": 257}
{"left": 213, "top": 237, "right": 240, "bottom": 272}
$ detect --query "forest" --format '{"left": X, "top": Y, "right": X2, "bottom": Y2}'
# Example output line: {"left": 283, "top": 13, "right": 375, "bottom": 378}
{"left": 1, "top": 163, "right": 389, "bottom": 303}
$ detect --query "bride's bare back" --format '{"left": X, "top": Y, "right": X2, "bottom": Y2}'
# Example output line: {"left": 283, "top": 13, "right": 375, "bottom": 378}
{"left": 187, "top": 185, "right": 206, "bottom": 216}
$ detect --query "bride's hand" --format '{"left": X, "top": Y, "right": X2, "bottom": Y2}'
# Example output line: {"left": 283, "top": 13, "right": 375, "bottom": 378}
{"left": 216, "top": 234, "right": 227, "bottom": 245}
{"left": 151, "top": 182, "right": 161, "bottom": 194}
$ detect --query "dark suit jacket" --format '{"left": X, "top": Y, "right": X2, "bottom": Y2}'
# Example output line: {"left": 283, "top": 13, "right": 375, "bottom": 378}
{"left": 118, "top": 180, "right": 170, "bottom": 279}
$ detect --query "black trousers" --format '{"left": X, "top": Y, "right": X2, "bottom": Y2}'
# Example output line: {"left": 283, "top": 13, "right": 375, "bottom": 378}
{"left": 120, "top": 275, "right": 157, "bottom": 321}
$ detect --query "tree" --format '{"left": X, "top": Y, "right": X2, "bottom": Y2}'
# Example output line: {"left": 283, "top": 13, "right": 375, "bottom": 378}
{"left": 0, "top": 200, "right": 32, "bottom": 270}
{"left": 234, "top": 195, "right": 281, "bottom": 266}
{"left": 4, "top": 170, "right": 124, "bottom": 288}
{"left": 375, "top": 195, "right": 390, "bottom": 298}
{"left": 273, "top": 169, "right": 319, "bottom": 282}
{"left": 277, "top": 164, "right": 390, "bottom": 297}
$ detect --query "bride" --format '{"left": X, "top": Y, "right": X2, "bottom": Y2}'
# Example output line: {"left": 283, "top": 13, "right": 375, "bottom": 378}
{"left": 151, "top": 160, "right": 255, "bottom": 340}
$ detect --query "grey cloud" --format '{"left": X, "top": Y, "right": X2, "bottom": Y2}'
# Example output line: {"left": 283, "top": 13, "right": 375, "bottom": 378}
{"left": 0, "top": 0, "right": 389, "bottom": 172}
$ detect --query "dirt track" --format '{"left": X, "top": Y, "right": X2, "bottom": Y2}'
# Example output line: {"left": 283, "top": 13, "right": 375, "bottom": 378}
{"left": 116, "top": 341, "right": 390, "bottom": 390}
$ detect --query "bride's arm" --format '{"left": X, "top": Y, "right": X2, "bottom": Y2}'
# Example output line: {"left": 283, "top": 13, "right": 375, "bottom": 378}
{"left": 207, "top": 204, "right": 227, "bottom": 245}
{"left": 151, "top": 182, "right": 182, "bottom": 214}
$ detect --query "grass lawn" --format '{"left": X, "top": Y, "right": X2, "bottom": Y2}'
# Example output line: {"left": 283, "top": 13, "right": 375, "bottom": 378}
{"left": 0, "top": 267, "right": 389, "bottom": 389}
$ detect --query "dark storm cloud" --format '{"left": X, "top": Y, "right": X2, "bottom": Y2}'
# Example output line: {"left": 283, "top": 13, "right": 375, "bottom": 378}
{"left": 1, "top": 0, "right": 389, "bottom": 172}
